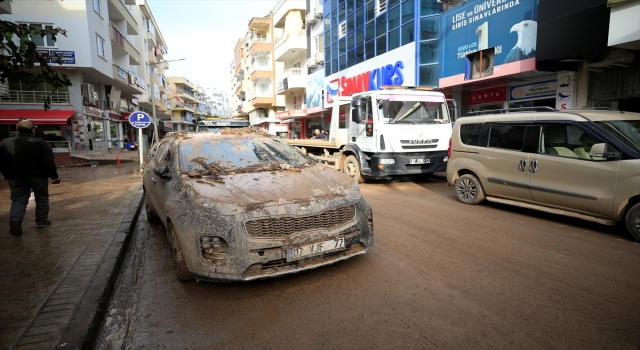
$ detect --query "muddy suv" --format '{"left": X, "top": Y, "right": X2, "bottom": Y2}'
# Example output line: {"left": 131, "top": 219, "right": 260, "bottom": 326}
{"left": 446, "top": 108, "right": 640, "bottom": 241}
{"left": 143, "top": 130, "right": 374, "bottom": 282}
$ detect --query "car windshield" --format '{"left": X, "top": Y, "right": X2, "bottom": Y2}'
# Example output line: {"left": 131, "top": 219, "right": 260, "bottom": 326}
{"left": 377, "top": 94, "right": 450, "bottom": 125}
{"left": 180, "top": 137, "right": 308, "bottom": 171}
{"left": 595, "top": 120, "right": 640, "bottom": 153}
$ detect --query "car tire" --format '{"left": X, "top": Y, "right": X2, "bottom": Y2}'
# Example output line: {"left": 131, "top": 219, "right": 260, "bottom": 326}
{"left": 454, "top": 174, "right": 486, "bottom": 205}
{"left": 343, "top": 155, "right": 366, "bottom": 184}
{"left": 625, "top": 202, "right": 640, "bottom": 242}
{"left": 167, "top": 222, "right": 193, "bottom": 282}
{"left": 145, "top": 201, "right": 161, "bottom": 224}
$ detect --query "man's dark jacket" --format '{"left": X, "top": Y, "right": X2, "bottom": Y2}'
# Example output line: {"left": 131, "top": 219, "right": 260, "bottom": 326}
{"left": 0, "top": 133, "right": 58, "bottom": 179}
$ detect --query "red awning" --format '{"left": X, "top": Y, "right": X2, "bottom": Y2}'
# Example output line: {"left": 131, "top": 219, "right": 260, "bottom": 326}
{"left": 0, "top": 109, "right": 75, "bottom": 125}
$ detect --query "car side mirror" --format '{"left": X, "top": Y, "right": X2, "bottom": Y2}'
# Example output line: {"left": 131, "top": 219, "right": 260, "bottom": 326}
{"left": 154, "top": 165, "right": 171, "bottom": 178}
{"left": 589, "top": 143, "right": 620, "bottom": 160}
{"left": 351, "top": 98, "right": 363, "bottom": 123}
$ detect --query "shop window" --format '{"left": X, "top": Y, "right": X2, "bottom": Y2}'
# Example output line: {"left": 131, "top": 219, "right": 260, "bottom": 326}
{"left": 402, "top": 1, "right": 414, "bottom": 23}
{"left": 388, "top": 6, "right": 400, "bottom": 30}
{"left": 420, "top": 16, "right": 438, "bottom": 41}
{"left": 401, "top": 21, "right": 414, "bottom": 45}
{"left": 420, "top": 0, "right": 441, "bottom": 16}
{"left": 376, "top": 34, "right": 386, "bottom": 56}
{"left": 366, "top": 21, "right": 375, "bottom": 41}
{"left": 388, "top": 28, "right": 400, "bottom": 51}
{"left": 356, "top": 45, "right": 365, "bottom": 63}
{"left": 376, "top": 13, "right": 386, "bottom": 35}
{"left": 365, "top": 40, "right": 375, "bottom": 59}
{"left": 467, "top": 48, "right": 495, "bottom": 80}
{"left": 356, "top": 8, "right": 364, "bottom": 28}
{"left": 419, "top": 64, "right": 438, "bottom": 86}
{"left": 419, "top": 41, "right": 438, "bottom": 64}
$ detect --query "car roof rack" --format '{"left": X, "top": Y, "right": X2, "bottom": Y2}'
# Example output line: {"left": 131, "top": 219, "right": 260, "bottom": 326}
{"left": 465, "top": 106, "right": 557, "bottom": 116}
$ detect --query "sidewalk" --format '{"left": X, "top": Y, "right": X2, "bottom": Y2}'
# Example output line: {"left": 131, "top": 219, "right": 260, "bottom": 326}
{"left": 0, "top": 162, "right": 145, "bottom": 349}
{"left": 67, "top": 149, "right": 140, "bottom": 167}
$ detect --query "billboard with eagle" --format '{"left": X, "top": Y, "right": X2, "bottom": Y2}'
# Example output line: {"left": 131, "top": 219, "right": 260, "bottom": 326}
{"left": 439, "top": 0, "right": 540, "bottom": 88}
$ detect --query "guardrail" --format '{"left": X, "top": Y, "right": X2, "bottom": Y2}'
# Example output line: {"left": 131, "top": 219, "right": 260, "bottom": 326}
{"left": 0, "top": 90, "right": 70, "bottom": 104}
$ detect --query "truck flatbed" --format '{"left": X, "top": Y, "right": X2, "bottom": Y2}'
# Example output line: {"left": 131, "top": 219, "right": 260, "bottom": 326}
{"left": 284, "top": 139, "right": 340, "bottom": 149}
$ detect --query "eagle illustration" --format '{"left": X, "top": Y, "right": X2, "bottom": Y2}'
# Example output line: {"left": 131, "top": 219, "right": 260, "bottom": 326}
{"left": 504, "top": 20, "right": 537, "bottom": 64}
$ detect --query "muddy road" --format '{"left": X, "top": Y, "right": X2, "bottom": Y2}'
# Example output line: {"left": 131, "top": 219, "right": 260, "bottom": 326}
{"left": 98, "top": 176, "right": 640, "bottom": 349}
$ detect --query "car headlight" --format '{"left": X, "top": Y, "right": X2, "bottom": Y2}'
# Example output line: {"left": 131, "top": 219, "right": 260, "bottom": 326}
{"left": 379, "top": 158, "right": 395, "bottom": 165}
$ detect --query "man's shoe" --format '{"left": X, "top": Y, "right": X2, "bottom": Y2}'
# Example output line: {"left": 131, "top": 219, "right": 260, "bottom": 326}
{"left": 9, "top": 219, "right": 23, "bottom": 236}
{"left": 37, "top": 220, "right": 51, "bottom": 228}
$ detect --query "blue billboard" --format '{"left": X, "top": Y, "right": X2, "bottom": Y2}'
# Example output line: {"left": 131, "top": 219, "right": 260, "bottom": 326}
{"left": 439, "top": 0, "right": 539, "bottom": 88}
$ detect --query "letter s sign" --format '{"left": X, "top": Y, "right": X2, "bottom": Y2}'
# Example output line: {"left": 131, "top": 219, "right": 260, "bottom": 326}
{"left": 561, "top": 103, "right": 567, "bottom": 110}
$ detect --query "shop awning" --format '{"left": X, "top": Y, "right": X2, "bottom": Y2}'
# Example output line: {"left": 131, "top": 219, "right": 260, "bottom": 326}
{"left": 0, "top": 109, "right": 75, "bottom": 125}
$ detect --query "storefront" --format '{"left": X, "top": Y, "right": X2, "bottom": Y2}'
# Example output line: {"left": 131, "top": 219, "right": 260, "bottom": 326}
{"left": 82, "top": 105, "right": 107, "bottom": 151}
{"left": 467, "top": 86, "right": 508, "bottom": 113}
{"left": 0, "top": 109, "right": 75, "bottom": 141}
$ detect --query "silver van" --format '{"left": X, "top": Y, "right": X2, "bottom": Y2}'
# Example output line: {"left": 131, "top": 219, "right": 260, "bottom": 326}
{"left": 446, "top": 109, "right": 640, "bottom": 241}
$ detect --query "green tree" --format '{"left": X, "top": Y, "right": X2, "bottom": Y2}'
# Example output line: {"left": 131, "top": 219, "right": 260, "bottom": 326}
{"left": 0, "top": 3, "right": 72, "bottom": 110}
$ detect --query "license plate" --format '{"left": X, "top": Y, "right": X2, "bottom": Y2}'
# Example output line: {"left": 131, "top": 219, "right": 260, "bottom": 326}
{"left": 410, "top": 158, "right": 430, "bottom": 164}
{"left": 287, "top": 237, "right": 345, "bottom": 262}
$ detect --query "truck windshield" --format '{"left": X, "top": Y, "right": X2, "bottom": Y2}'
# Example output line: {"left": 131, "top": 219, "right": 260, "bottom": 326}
{"left": 377, "top": 95, "right": 450, "bottom": 125}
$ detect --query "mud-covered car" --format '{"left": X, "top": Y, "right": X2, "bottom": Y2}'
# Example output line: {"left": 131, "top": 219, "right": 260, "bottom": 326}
{"left": 143, "top": 130, "right": 374, "bottom": 282}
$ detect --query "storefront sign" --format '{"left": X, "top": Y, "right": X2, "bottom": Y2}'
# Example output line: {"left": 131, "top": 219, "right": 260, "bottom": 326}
{"left": 439, "top": 0, "right": 539, "bottom": 88}
{"left": 468, "top": 86, "right": 507, "bottom": 106}
{"left": 509, "top": 80, "right": 557, "bottom": 101}
{"left": 325, "top": 44, "right": 416, "bottom": 104}
{"left": 83, "top": 106, "right": 102, "bottom": 118}
{"left": 276, "top": 78, "right": 288, "bottom": 94}
{"left": 35, "top": 50, "right": 76, "bottom": 64}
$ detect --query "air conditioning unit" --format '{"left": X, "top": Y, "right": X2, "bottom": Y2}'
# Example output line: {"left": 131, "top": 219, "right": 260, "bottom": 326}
{"left": 338, "top": 21, "right": 346, "bottom": 38}
{"left": 92, "top": 92, "right": 99, "bottom": 107}
{"left": 307, "top": 57, "right": 317, "bottom": 68}
{"left": 109, "top": 99, "right": 117, "bottom": 110}
{"left": 81, "top": 83, "right": 96, "bottom": 106}
{"left": 584, "top": 48, "right": 635, "bottom": 72}
{"left": 469, "top": 50, "right": 494, "bottom": 79}
{"left": 306, "top": 12, "right": 316, "bottom": 25}
{"left": 315, "top": 51, "right": 325, "bottom": 64}
{"left": 315, "top": 4, "right": 323, "bottom": 18}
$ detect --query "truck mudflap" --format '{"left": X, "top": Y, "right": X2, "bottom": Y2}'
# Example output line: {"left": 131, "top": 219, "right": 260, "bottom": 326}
{"left": 368, "top": 151, "right": 448, "bottom": 176}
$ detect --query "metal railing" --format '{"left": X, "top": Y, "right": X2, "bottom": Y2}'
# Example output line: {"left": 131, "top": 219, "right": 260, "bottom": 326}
{"left": 0, "top": 90, "right": 70, "bottom": 104}
{"left": 247, "top": 37, "right": 270, "bottom": 47}
{"left": 175, "top": 87, "right": 194, "bottom": 98}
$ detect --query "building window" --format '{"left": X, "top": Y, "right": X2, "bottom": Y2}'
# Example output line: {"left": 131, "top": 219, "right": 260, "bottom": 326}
{"left": 420, "top": 0, "right": 442, "bottom": 16}
{"left": 338, "top": 20, "right": 346, "bottom": 38}
{"left": 376, "top": 0, "right": 387, "bottom": 16}
{"left": 93, "top": 0, "right": 100, "bottom": 14}
{"left": 96, "top": 34, "right": 105, "bottom": 58}
{"left": 26, "top": 23, "right": 56, "bottom": 48}
{"left": 420, "top": 16, "right": 439, "bottom": 41}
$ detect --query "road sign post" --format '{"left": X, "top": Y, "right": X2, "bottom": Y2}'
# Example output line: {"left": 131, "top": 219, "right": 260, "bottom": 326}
{"left": 128, "top": 111, "right": 152, "bottom": 167}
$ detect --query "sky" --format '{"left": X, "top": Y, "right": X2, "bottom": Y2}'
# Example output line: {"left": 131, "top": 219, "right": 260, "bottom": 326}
{"left": 147, "top": 0, "right": 278, "bottom": 97}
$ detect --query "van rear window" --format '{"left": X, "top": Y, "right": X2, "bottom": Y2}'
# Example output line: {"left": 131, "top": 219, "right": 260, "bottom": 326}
{"left": 460, "top": 123, "right": 483, "bottom": 146}
{"left": 488, "top": 125, "right": 526, "bottom": 151}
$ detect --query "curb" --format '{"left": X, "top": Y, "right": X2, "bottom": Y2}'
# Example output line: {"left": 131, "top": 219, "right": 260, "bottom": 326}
{"left": 57, "top": 188, "right": 145, "bottom": 349}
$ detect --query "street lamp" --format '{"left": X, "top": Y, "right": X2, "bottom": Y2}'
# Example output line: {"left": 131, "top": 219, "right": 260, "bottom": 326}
{"left": 149, "top": 58, "right": 185, "bottom": 143}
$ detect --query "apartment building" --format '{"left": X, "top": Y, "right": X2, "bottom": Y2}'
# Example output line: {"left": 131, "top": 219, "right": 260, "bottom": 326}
{"left": 166, "top": 77, "right": 222, "bottom": 131}
{"left": 0, "top": 0, "right": 172, "bottom": 151}
{"left": 230, "top": 13, "right": 287, "bottom": 136}
{"left": 208, "top": 88, "right": 231, "bottom": 119}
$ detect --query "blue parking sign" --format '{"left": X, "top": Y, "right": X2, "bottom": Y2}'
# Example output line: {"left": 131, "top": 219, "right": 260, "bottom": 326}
{"left": 129, "top": 111, "right": 152, "bottom": 129}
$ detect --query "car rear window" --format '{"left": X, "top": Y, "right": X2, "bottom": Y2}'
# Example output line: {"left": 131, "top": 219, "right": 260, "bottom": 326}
{"left": 180, "top": 138, "right": 308, "bottom": 171}
{"left": 488, "top": 125, "right": 526, "bottom": 151}
{"left": 459, "top": 123, "right": 483, "bottom": 145}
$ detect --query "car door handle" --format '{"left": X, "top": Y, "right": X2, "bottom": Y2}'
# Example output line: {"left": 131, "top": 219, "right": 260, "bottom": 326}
{"left": 151, "top": 176, "right": 157, "bottom": 183}
{"left": 519, "top": 159, "right": 527, "bottom": 172}
{"left": 529, "top": 159, "right": 538, "bottom": 173}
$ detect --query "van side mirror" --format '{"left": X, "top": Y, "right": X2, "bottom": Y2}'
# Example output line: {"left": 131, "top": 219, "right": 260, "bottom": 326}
{"left": 351, "top": 98, "right": 363, "bottom": 123}
{"left": 154, "top": 165, "right": 171, "bottom": 178}
{"left": 589, "top": 143, "right": 620, "bottom": 160}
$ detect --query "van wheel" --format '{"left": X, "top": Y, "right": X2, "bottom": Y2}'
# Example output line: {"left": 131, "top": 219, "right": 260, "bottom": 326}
{"left": 343, "top": 155, "right": 366, "bottom": 183}
{"left": 625, "top": 203, "right": 640, "bottom": 242}
{"left": 167, "top": 222, "right": 193, "bottom": 282}
{"left": 454, "top": 174, "right": 485, "bottom": 205}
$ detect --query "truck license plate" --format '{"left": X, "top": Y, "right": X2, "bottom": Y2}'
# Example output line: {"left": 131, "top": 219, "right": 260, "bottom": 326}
{"left": 410, "top": 158, "right": 430, "bottom": 164}
{"left": 287, "top": 237, "right": 345, "bottom": 262}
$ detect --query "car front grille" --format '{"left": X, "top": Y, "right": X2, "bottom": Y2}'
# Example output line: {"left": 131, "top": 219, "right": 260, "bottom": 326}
{"left": 245, "top": 205, "right": 356, "bottom": 238}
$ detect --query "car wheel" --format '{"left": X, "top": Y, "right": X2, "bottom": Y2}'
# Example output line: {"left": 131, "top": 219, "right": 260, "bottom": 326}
{"left": 145, "top": 200, "right": 161, "bottom": 224}
{"left": 625, "top": 203, "right": 640, "bottom": 242}
{"left": 343, "top": 155, "right": 366, "bottom": 184}
{"left": 454, "top": 174, "right": 486, "bottom": 205}
{"left": 167, "top": 222, "right": 193, "bottom": 282}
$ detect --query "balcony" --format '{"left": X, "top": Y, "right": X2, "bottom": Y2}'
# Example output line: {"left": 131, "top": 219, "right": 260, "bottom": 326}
{"left": 274, "top": 29, "right": 306, "bottom": 62}
{"left": 276, "top": 68, "right": 306, "bottom": 95}
{"left": 110, "top": 22, "right": 140, "bottom": 65}
{"left": 0, "top": 90, "right": 70, "bottom": 104}
{"left": 112, "top": 62, "right": 129, "bottom": 84}
{"left": 273, "top": 0, "right": 306, "bottom": 28}
{"left": 248, "top": 37, "right": 272, "bottom": 55}
{"left": 108, "top": 0, "right": 138, "bottom": 35}
{"left": 248, "top": 61, "right": 273, "bottom": 81}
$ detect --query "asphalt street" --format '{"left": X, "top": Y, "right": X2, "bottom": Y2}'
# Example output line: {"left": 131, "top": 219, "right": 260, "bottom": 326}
{"left": 97, "top": 175, "right": 640, "bottom": 349}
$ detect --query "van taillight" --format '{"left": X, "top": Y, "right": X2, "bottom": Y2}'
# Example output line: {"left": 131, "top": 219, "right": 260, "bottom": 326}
{"left": 447, "top": 138, "right": 452, "bottom": 159}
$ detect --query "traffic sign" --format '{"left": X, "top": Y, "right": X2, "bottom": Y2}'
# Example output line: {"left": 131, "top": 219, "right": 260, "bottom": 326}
{"left": 129, "top": 111, "right": 152, "bottom": 129}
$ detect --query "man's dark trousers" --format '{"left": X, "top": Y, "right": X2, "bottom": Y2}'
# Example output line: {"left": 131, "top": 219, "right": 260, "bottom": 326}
{"left": 8, "top": 178, "right": 49, "bottom": 225}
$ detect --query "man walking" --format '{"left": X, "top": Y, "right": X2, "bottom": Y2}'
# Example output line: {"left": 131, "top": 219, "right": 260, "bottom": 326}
{"left": 0, "top": 120, "right": 61, "bottom": 236}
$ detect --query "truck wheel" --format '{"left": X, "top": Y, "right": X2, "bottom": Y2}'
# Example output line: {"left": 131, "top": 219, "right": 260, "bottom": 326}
{"left": 167, "top": 222, "right": 193, "bottom": 282}
{"left": 454, "top": 174, "right": 485, "bottom": 205}
{"left": 625, "top": 203, "right": 640, "bottom": 242}
{"left": 343, "top": 155, "right": 366, "bottom": 183}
